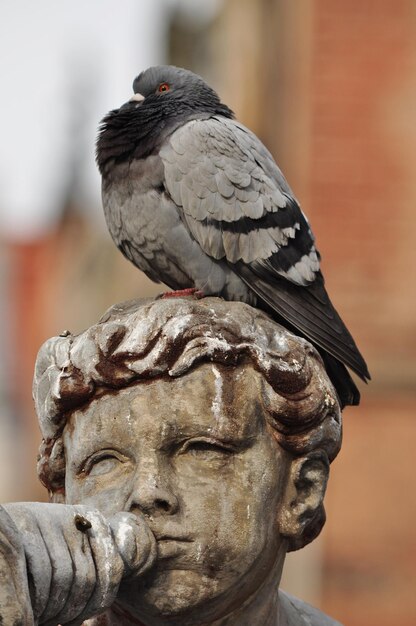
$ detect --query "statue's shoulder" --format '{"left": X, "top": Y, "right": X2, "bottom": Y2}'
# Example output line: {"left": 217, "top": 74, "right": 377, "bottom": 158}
{"left": 279, "top": 590, "right": 343, "bottom": 626}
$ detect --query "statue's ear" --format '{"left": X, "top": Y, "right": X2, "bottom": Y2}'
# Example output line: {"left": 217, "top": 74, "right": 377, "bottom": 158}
{"left": 277, "top": 452, "right": 329, "bottom": 543}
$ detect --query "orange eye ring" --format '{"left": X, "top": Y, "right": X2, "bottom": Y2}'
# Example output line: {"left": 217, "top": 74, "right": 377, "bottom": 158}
{"left": 158, "top": 82, "right": 170, "bottom": 93}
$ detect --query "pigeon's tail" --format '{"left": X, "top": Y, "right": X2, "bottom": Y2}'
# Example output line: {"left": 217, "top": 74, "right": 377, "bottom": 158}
{"left": 234, "top": 265, "right": 370, "bottom": 407}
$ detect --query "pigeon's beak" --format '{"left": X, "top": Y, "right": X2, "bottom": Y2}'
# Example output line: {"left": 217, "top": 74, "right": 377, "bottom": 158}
{"left": 129, "top": 93, "right": 145, "bottom": 103}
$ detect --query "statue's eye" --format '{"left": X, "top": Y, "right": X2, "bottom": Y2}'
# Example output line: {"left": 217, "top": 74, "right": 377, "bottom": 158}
{"left": 89, "top": 455, "right": 120, "bottom": 476}
{"left": 180, "top": 438, "right": 235, "bottom": 460}
{"left": 158, "top": 82, "right": 170, "bottom": 93}
{"left": 82, "top": 450, "right": 127, "bottom": 477}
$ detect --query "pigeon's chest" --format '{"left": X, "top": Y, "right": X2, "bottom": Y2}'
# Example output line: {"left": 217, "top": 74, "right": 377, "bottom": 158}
{"left": 101, "top": 155, "right": 165, "bottom": 242}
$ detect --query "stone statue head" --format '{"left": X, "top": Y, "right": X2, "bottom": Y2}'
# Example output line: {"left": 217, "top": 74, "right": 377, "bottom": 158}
{"left": 33, "top": 297, "right": 341, "bottom": 622}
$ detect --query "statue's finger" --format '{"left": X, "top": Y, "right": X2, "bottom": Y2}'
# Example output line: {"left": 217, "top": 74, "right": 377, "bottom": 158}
{"left": 110, "top": 511, "right": 157, "bottom": 578}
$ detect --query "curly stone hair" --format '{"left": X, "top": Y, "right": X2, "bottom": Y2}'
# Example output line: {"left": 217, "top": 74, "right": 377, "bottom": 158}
{"left": 33, "top": 296, "right": 341, "bottom": 551}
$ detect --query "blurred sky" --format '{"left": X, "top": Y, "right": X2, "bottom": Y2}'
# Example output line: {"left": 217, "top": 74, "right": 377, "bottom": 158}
{"left": 0, "top": 0, "right": 221, "bottom": 239}
{"left": 0, "top": 0, "right": 167, "bottom": 238}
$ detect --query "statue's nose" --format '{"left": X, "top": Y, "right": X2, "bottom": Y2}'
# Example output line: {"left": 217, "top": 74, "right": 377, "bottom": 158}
{"left": 127, "top": 459, "right": 179, "bottom": 517}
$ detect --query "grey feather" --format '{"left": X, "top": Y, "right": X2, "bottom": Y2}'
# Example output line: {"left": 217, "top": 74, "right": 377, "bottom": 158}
{"left": 160, "top": 116, "right": 307, "bottom": 268}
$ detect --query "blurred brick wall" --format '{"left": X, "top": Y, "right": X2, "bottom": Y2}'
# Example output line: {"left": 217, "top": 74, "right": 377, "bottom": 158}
{"left": 325, "top": 395, "right": 416, "bottom": 626}
{"left": 308, "top": 0, "right": 416, "bottom": 389}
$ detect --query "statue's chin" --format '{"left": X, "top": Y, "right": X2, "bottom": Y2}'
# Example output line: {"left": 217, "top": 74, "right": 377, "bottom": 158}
{"left": 117, "top": 568, "right": 240, "bottom": 621}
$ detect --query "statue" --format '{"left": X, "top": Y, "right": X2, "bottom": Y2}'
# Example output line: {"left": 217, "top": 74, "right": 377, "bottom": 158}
{"left": 0, "top": 296, "right": 343, "bottom": 625}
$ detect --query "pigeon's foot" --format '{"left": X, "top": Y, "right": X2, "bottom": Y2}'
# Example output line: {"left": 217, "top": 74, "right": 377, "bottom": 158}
{"left": 160, "top": 288, "right": 204, "bottom": 299}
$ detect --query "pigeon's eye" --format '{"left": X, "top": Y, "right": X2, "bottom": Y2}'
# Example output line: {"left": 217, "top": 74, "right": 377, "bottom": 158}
{"left": 158, "top": 82, "right": 170, "bottom": 93}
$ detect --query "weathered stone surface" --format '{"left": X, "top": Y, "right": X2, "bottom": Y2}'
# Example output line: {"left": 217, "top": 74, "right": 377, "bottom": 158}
{"left": 1, "top": 297, "right": 343, "bottom": 624}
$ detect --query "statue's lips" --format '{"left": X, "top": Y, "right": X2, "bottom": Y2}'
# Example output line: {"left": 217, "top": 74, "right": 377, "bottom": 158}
{"left": 156, "top": 536, "right": 194, "bottom": 560}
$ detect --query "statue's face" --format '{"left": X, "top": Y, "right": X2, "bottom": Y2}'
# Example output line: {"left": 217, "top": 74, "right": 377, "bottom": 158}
{"left": 63, "top": 363, "right": 290, "bottom": 622}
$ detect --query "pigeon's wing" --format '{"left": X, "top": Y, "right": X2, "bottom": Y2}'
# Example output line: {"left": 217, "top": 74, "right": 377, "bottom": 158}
{"left": 160, "top": 116, "right": 320, "bottom": 285}
{"left": 160, "top": 116, "right": 370, "bottom": 382}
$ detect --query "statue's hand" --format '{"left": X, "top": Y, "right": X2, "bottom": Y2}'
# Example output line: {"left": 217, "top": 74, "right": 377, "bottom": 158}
{"left": 0, "top": 505, "right": 35, "bottom": 625}
{"left": 1, "top": 503, "right": 157, "bottom": 626}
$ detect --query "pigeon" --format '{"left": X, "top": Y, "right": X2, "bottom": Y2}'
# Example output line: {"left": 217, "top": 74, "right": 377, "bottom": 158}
{"left": 96, "top": 65, "right": 370, "bottom": 407}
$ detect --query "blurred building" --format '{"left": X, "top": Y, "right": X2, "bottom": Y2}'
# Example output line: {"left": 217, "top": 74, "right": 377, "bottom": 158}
{"left": 0, "top": 1, "right": 415, "bottom": 625}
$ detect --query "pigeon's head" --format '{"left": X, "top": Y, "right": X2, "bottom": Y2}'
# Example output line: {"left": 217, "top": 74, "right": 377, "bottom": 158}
{"left": 97, "top": 66, "right": 233, "bottom": 173}
{"left": 128, "top": 65, "right": 234, "bottom": 119}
